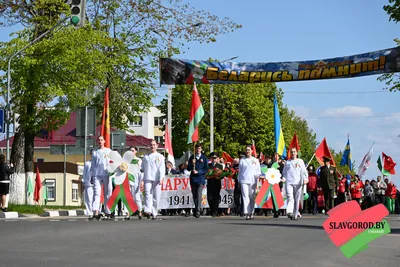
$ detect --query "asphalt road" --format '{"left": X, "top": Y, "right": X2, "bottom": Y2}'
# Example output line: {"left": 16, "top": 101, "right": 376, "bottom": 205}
{"left": 0, "top": 215, "right": 399, "bottom": 267}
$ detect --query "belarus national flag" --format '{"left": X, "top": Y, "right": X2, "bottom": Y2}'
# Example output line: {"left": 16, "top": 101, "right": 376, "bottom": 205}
{"left": 187, "top": 83, "right": 205, "bottom": 144}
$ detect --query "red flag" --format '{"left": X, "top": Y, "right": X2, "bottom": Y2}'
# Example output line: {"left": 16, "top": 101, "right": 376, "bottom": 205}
{"left": 222, "top": 151, "right": 233, "bottom": 164}
{"left": 252, "top": 140, "right": 257, "bottom": 157}
{"left": 287, "top": 133, "right": 300, "bottom": 159}
{"left": 382, "top": 152, "right": 396, "bottom": 175}
{"left": 34, "top": 167, "right": 42, "bottom": 203}
{"left": 315, "top": 138, "right": 336, "bottom": 166}
{"left": 101, "top": 87, "right": 111, "bottom": 148}
{"left": 164, "top": 123, "right": 175, "bottom": 167}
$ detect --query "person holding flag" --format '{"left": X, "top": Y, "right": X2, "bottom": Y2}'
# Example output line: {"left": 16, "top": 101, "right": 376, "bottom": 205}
{"left": 91, "top": 136, "right": 113, "bottom": 220}
{"left": 187, "top": 144, "right": 209, "bottom": 218}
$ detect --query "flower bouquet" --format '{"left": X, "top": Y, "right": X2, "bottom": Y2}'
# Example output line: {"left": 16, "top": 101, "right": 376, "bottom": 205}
{"left": 206, "top": 168, "right": 223, "bottom": 179}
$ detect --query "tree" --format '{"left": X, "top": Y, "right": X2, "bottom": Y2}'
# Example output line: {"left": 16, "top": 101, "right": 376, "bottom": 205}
{"left": 378, "top": 0, "right": 400, "bottom": 91}
{"left": 159, "top": 83, "right": 318, "bottom": 161}
{"left": 0, "top": 0, "right": 242, "bottom": 204}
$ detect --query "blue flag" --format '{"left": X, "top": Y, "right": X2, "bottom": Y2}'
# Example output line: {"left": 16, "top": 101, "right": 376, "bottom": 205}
{"left": 340, "top": 138, "right": 352, "bottom": 170}
{"left": 274, "top": 93, "right": 287, "bottom": 159}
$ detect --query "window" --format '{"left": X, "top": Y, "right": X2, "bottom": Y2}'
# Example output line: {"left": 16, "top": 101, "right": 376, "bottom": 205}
{"left": 154, "top": 117, "right": 164, "bottom": 127}
{"left": 72, "top": 182, "right": 79, "bottom": 202}
{"left": 45, "top": 179, "right": 56, "bottom": 201}
{"left": 155, "top": 136, "right": 164, "bottom": 144}
{"left": 129, "top": 116, "right": 142, "bottom": 126}
{"left": 37, "top": 158, "right": 44, "bottom": 163}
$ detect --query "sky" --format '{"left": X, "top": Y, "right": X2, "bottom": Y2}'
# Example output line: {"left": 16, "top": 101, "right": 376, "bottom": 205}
{"left": 153, "top": 0, "right": 400, "bottom": 185}
{"left": 1, "top": 0, "right": 399, "bottom": 184}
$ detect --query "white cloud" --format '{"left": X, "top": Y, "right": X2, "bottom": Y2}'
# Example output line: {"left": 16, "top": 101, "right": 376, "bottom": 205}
{"left": 322, "top": 106, "right": 373, "bottom": 118}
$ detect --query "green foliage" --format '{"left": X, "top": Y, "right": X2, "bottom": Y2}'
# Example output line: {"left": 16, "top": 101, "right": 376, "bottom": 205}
{"left": 378, "top": 0, "right": 400, "bottom": 91}
{"left": 0, "top": 0, "right": 242, "bottom": 172}
{"left": 8, "top": 204, "right": 85, "bottom": 215}
{"left": 0, "top": 25, "right": 111, "bottom": 135}
{"left": 8, "top": 204, "right": 45, "bottom": 214}
{"left": 159, "top": 84, "right": 318, "bottom": 161}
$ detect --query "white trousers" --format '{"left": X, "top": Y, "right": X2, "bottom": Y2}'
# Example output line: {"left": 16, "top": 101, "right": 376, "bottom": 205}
{"left": 93, "top": 175, "right": 112, "bottom": 214}
{"left": 129, "top": 182, "right": 143, "bottom": 212}
{"left": 84, "top": 185, "right": 94, "bottom": 216}
{"left": 144, "top": 180, "right": 161, "bottom": 216}
{"left": 286, "top": 183, "right": 302, "bottom": 217}
{"left": 241, "top": 183, "right": 257, "bottom": 215}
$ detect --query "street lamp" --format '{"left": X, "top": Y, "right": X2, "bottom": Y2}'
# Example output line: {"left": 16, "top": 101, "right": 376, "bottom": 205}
{"left": 210, "top": 56, "right": 239, "bottom": 152}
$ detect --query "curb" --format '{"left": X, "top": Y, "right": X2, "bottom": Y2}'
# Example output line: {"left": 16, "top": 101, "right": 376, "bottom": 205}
{"left": 40, "top": 210, "right": 85, "bottom": 217}
{"left": 0, "top": 212, "right": 19, "bottom": 219}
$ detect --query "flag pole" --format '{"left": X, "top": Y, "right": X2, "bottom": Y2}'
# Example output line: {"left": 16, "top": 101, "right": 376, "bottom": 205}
{"left": 193, "top": 142, "right": 196, "bottom": 171}
{"left": 306, "top": 153, "right": 316, "bottom": 167}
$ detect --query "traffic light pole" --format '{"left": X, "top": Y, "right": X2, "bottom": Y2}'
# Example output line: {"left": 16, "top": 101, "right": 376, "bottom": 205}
{"left": 6, "top": 17, "right": 69, "bottom": 162}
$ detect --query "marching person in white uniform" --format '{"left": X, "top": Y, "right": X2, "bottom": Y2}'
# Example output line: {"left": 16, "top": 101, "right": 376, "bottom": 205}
{"left": 90, "top": 136, "right": 112, "bottom": 220}
{"left": 282, "top": 147, "right": 308, "bottom": 221}
{"left": 239, "top": 145, "right": 263, "bottom": 220}
{"left": 128, "top": 146, "right": 144, "bottom": 220}
{"left": 142, "top": 140, "right": 166, "bottom": 220}
{"left": 83, "top": 149, "right": 95, "bottom": 220}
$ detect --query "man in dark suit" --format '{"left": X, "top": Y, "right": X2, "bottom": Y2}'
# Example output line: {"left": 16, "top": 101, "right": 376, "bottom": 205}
{"left": 319, "top": 156, "right": 338, "bottom": 213}
{"left": 187, "top": 144, "right": 209, "bottom": 218}
{"left": 207, "top": 152, "right": 224, "bottom": 217}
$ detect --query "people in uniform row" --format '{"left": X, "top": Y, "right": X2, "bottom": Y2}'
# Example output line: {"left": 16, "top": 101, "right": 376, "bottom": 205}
{"left": 83, "top": 137, "right": 166, "bottom": 220}
{"left": 83, "top": 137, "right": 399, "bottom": 220}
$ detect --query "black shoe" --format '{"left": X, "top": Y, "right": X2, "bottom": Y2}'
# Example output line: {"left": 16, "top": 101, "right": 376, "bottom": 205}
{"left": 145, "top": 212, "right": 151, "bottom": 220}
{"left": 95, "top": 214, "right": 102, "bottom": 221}
{"left": 287, "top": 213, "right": 293, "bottom": 220}
{"left": 88, "top": 215, "right": 94, "bottom": 220}
{"left": 273, "top": 213, "right": 280, "bottom": 218}
{"left": 2, "top": 208, "right": 8, "bottom": 212}
{"left": 185, "top": 213, "right": 190, "bottom": 217}
{"left": 195, "top": 214, "right": 200, "bottom": 218}
{"left": 109, "top": 214, "right": 115, "bottom": 219}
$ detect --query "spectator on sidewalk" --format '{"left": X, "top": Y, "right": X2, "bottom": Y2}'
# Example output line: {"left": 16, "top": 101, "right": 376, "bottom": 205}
{"left": 0, "top": 154, "right": 14, "bottom": 212}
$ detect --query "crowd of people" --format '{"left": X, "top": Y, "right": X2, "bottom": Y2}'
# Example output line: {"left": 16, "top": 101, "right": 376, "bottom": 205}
{"left": 83, "top": 137, "right": 400, "bottom": 221}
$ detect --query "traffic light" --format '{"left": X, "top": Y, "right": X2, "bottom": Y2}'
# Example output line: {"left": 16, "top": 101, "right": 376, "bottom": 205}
{"left": 67, "top": 0, "right": 86, "bottom": 27}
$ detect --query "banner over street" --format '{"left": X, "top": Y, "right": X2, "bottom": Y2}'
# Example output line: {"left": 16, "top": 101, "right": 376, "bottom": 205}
{"left": 159, "top": 47, "right": 400, "bottom": 85}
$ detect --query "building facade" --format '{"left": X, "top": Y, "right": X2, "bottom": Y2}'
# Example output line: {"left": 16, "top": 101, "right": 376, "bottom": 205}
{"left": 128, "top": 106, "right": 165, "bottom": 145}
{"left": 0, "top": 110, "right": 165, "bottom": 207}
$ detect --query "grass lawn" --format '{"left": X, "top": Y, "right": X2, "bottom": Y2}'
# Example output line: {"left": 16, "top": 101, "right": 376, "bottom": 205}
{"left": 7, "top": 204, "right": 84, "bottom": 215}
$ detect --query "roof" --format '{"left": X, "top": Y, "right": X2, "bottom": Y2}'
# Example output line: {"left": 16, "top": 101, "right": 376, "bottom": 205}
{"left": 0, "top": 112, "right": 164, "bottom": 149}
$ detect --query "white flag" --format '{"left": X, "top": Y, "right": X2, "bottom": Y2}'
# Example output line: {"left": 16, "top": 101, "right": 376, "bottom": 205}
{"left": 357, "top": 143, "right": 375, "bottom": 177}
